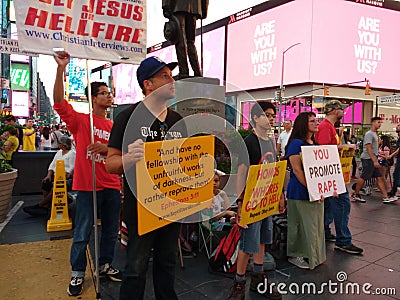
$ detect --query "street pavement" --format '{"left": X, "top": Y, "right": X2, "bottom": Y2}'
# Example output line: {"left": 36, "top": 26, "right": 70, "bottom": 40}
{"left": 1, "top": 180, "right": 400, "bottom": 300}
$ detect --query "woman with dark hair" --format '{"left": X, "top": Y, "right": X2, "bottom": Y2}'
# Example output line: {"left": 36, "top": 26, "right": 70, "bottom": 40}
{"left": 41, "top": 126, "right": 52, "bottom": 150}
{"left": 284, "top": 112, "right": 326, "bottom": 270}
{"left": 378, "top": 135, "right": 391, "bottom": 190}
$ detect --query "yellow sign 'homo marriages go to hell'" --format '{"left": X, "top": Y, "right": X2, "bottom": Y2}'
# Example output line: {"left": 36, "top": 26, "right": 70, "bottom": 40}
{"left": 136, "top": 135, "right": 215, "bottom": 235}
{"left": 240, "top": 161, "right": 287, "bottom": 226}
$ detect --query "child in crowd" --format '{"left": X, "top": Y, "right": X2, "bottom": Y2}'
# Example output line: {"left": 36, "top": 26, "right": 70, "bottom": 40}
{"left": 211, "top": 172, "right": 236, "bottom": 223}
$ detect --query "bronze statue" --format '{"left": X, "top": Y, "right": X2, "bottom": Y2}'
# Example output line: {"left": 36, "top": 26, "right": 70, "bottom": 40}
{"left": 162, "top": 0, "right": 209, "bottom": 79}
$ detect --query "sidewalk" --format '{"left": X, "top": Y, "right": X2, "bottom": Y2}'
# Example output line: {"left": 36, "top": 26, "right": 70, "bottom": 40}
{"left": 1, "top": 185, "right": 400, "bottom": 300}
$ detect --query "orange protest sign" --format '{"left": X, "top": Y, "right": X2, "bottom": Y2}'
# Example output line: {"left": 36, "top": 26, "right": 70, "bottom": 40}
{"left": 136, "top": 136, "right": 215, "bottom": 235}
{"left": 240, "top": 161, "right": 287, "bottom": 226}
{"left": 340, "top": 148, "right": 355, "bottom": 184}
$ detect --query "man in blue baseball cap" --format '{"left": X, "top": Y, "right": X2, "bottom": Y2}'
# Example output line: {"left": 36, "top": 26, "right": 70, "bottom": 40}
{"left": 107, "top": 56, "right": 187, "bottom": 300}
{"left": 136, "top": 56, "right": 178, "bottom": 91}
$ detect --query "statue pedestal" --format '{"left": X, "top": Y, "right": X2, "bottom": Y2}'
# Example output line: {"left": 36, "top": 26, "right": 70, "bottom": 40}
{"left": 171, "top": 77, "right": 226, "bottom": 134}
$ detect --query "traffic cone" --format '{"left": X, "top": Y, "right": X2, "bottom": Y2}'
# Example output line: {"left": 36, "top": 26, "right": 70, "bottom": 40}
{"left": 47, "top": 160, "right": 72, "bottom": 232}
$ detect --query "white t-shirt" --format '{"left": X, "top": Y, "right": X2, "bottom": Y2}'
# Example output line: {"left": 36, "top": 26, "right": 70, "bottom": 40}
{"left": 212, "top": 193, "right": 225, "bottom": 216}
{"left": 42, "top": 136, "right": 52, "bottom": 149}
{"left": 277, "top": 129, "right": 292, "bottom": 156}
{"left": 48, "top": 149, "right": 76, "bottom": 174}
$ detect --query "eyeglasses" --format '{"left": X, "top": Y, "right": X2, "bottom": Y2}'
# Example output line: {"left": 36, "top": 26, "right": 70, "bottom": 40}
{"left": 265, "top": 113, "right": 277, "bottom": 119}
{"left": 94, "top": 91, "right": 113, "bottom": 97}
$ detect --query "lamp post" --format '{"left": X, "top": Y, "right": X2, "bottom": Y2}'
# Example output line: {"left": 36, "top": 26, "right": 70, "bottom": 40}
{"left": 279, "top": 42, "right": 301, "bottom": 133}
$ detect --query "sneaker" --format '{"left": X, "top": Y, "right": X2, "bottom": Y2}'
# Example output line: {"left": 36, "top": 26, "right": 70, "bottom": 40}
{"left": 325, "top": 233, "right": 336, "bottom": 242}
{"left": 383, "top": 196, "right": 398, "bottom": 204}
{"left": 227, "top": 279, "right": 246, "bottom": 300}
{"left": 250, "top": 273, "right": 282, "bottom": 299}
{"left": 335, "top": 244, "right": 363, "bottom": 254}
{"left": 360, "top": 187, "right": 371, "bottom": 196}
{"left": 351, "top": 194, "right": 366, "bottom": 203}
{"left": 67, "top": 276, "right": 84, "bottom": 296}
{"left": 288, "top": 257, "right": 310, "bottom": 269}
{"left": 23, "top": 204, "right": 49, "bottom": 216}
{"left": 99, "top": 263, "right": 122, "bottom": 282}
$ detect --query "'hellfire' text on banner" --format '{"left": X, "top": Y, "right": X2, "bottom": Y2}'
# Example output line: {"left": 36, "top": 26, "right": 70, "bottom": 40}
{"left": 14, "top": 0, "right": 147, "bottom": 63}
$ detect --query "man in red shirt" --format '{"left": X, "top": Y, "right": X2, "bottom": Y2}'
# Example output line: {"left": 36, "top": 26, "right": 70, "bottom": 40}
{"left": 53, "top": 51, "right": 122, "bottom": 296}
{"left": 314, "top": 100, "right": 363, "bottom": 254}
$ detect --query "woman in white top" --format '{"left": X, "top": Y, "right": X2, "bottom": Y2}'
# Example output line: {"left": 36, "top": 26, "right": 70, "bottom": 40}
{"left": 41, "top": 126, "right": 53, "bottom": 150}
{"left": 211, "top": 172, "right": 236, "bottom": 223}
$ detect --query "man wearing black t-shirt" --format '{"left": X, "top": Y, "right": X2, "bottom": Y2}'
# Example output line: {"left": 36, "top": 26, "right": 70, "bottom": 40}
{"left": 106, "top": 56, "right": 187, "bottom": 300}
{"left": 228, "top": 101, "right": 281, "bottom": 300}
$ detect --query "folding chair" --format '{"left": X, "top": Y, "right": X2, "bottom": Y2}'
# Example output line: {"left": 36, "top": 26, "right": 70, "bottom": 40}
{"left": 198, "top": 218, "right": 232, "bottom": 258}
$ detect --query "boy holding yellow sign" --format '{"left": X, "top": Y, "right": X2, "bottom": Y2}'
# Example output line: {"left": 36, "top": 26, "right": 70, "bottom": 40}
{"left": 228, "top": 102, "right": 282, "bottom": 300}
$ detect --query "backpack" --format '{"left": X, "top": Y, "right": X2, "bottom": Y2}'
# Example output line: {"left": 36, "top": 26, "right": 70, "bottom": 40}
{"left": 209, "top": 224, "right": 240, "bottom": 273}
{"left": 270, "top": 213, "right": 288, "bottom": 260}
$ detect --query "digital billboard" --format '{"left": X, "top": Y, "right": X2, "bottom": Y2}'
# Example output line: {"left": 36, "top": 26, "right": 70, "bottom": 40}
{"left": 11, "top": 91, "right": 29, "bottom": 117}
{"left": 11, "top": 62, "right": 30, "bottom": 91}
{"left": 149, "top": 26, "right": 225, "bottom": 81}
{"left": 66, "top": 58, "right": 87, "bottom": 100}
{"left": 226, "top": 0, "right": 400, "bottom": 92}
{"left": 10, "top": 23, "right": 30, "bottom": 63}
{"left": 226, "top": 0, "right": 312, "bottom": 92}
{"left": 310, "top": 0, "right": 400, "bottom": 90}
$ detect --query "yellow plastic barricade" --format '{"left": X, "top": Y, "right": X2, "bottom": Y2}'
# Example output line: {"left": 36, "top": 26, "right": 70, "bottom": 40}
{"left": 47, "top": 160, "right": 72, "bottom": 232}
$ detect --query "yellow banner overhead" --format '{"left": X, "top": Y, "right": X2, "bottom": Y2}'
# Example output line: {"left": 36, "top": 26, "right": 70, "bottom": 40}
{"left": 240, "top": 161, "right": 287, "bottom": 226}
{"left": 136, "top": 136, "right": 215, "bottom": 235}
{"left": 47, "top": 160, "right": 72, "bottom": 232}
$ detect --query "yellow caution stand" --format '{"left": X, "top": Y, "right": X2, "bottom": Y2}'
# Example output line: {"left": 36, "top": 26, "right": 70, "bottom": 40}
{"left": 47, "top": 160, "right": 73, "bottom": 232}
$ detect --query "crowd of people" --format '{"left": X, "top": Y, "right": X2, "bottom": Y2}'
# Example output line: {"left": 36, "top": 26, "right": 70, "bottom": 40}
{"left": 2, "top": 52, "right": 400, "bottom": 300}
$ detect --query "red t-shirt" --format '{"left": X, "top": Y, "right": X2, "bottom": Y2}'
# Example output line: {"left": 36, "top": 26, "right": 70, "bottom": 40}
{"left": 315, "top": 119, "right": 340, "bottom": 146}
{"left": 54, "top": 100, "right": 120, "bottom": 191}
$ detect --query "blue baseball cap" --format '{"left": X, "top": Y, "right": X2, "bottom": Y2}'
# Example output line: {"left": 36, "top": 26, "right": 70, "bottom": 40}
{"left": 137, "top": 56, "right": 178, "bottom": 89}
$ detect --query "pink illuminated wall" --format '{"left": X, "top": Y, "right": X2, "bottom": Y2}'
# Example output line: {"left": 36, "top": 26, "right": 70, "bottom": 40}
{"left": 112, "top": 27, "right": 225, "bottom": 105}
{"left": 343, "top": 101, "right": 362, "bottom": 124}
{"left": 241, "top": 99, "right": 317, "bottom": 129}
{"left": 112, "top": 64, "right": 142, "bottom": 105}
{"left": 227, "top": 0, "right": 400, "bottom": 92}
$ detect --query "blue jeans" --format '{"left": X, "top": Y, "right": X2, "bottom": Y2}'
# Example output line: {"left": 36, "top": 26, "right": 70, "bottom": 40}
{"left": 390, "top": 159, "right": 400, "bottom": 195}
{"left": 324, "top": 191, "right": 352, "bottom": 247}
{"left": 70, "top": 189, "right": 120, "bottom": 277}
{"left": 119, "top": 222, "right": 180, "bottom": 300}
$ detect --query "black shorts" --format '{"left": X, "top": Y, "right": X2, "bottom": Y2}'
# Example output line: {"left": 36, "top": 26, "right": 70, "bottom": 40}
{"left": 360, "top": 159, "right": 382, "bottom": 180}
